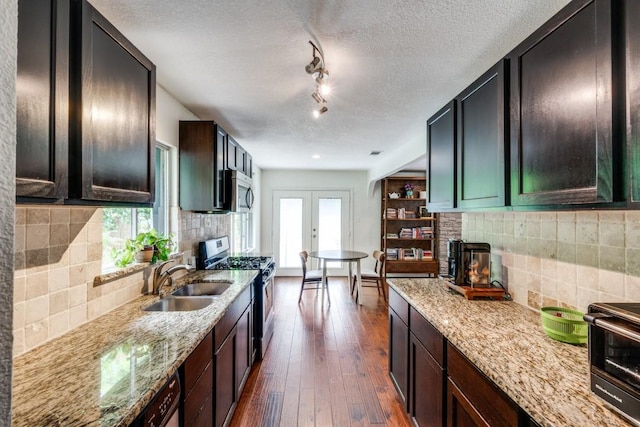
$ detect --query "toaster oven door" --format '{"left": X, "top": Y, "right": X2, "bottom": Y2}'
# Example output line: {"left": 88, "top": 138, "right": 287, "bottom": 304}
{"left": 585, "top": 310, "right": 640, "bottom": 424}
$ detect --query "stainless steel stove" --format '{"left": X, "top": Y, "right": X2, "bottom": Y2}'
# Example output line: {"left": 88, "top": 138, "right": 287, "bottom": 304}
{"left": 197, "top": 236, "right": 275, "bottom": 361}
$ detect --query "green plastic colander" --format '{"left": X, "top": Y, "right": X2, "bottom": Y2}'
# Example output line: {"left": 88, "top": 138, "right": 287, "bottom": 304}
{"left": 540, "top": 307, "right": 588, "bottom": 345}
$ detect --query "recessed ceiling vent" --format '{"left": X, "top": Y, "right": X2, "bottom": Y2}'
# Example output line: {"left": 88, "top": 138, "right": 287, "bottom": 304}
{"left": 370, "top": 150, "right": 382, "bottom": 156}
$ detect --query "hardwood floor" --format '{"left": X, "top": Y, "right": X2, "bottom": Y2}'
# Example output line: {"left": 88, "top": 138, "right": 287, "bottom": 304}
{"left": 230, "top": 277, "right": 412, "bottom": 427}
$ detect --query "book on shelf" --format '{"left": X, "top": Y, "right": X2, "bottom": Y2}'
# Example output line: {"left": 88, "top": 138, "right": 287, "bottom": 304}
{"left": 385, "top": 208, "right": 397, "bottom": 219}
{"left": 386, "top": 233, "right": 399, "bottom": 239}
{"left": 387, "top": 248, "right": 434, "bottom": 260}
{"left": 397, "top": 227, "right": 433, "bottom": 239}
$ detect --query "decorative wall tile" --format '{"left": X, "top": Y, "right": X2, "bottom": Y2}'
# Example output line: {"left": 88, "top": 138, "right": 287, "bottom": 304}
{"left": 463, "top": 211, "right": 640, "bottom": 313}
{"left": 13, "top": 206, "right": 232, "bottom": 357}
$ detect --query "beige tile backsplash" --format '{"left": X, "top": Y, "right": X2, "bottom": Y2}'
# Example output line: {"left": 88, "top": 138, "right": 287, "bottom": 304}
{"left": 13, "top": 207, "right": 136, "bottom": 356}
{"left": 462, "top": 211, "right": 640, "bottom": 313}
{"left": 13, "top": 206, "right": 232, "bottom": 357}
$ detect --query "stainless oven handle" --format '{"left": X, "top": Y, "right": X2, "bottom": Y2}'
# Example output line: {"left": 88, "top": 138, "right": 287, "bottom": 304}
{"left": 585, "top": 314, "right": 640, "bottom": 342}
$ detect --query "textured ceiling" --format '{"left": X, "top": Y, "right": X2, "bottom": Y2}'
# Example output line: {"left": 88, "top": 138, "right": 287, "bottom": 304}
{"left": 89, "top": 0, "right": 571, "bottom": 172}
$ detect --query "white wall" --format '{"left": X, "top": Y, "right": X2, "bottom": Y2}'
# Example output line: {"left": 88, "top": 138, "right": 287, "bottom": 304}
{"left": 0, "top": 0, "right": 17, "bottom": 422}
{"left": 260, "top": 169, "right": 381, "bottom": 270}
{"left": 155, "top": 85, "right": 199, "bottom": 238}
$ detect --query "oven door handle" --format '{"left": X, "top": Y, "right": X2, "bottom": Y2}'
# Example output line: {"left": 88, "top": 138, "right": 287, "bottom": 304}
{"left": 584, "top": 313, "right": 640, "bottom": 342}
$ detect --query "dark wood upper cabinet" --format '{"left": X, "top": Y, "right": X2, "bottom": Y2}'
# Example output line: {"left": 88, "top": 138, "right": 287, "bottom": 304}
{"left": 388, "top": 287, "right": 410, "bottom": 410}
{"left": 179, "top": 121, "right": 226, "bottom": 211}
{"left": 70, "top": 0, "right": 156, "bottom": 205}
{"left": 226, "top": 136, "right": 239, "bottom": 171}
{"left": 16, "top": 0, "right": 156, "bottom": 206}
{"left": 16, "top": 0, "right": 70, "bottom": 201}
{"left": 245, "top": 153, "right": 253, "bottom": 178}
{"left": 509, "top": 0, "right": 617, "bottom": 207}
{"left": 456, "top": 60, "right": 508, "bottom": 209}
{"left": 427, "top": 101, "right": 457, "bottom": 210}
{"left": 626, "top": 0, "right": 640, "bottom": 206}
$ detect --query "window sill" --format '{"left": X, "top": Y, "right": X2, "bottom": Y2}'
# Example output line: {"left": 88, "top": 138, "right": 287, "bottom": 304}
{"left": 94, "top": 263, "right": 150, "bottom": 287}
{"left": 94, "top": 252, "right": 184, "bottom": 287}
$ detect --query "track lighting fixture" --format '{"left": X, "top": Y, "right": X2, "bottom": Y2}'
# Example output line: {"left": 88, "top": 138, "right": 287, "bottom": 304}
{"left": 305, "top": 40, "right": 330, "bottom": 117}
{"left": 313, "top": 105, "right": 328, "bottom": 118}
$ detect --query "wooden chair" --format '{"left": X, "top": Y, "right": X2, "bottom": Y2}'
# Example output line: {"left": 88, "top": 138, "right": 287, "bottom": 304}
{"left": 352, "top": 250, "right": 386, "bottom": 301}
{"left": 298, "top": 251, "right": 329, "bottom": 304}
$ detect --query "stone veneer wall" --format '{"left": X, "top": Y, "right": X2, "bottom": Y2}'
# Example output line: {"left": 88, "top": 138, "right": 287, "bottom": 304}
{"left": 437, "top": 213, "right": 462, "bottom": 275}
{"left": 14, "top": 207, "right": 231, "bottom": 357}
{"left": 462, "top": 211, "right": 640, "bottom": 312}
{"left": 178, "top": 211, "right": 231, "bottom": 262}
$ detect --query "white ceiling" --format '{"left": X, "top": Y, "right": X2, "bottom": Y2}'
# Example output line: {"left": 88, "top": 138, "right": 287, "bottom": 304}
{"left": 89, "top": 0, "right": 570, "bottom": 174}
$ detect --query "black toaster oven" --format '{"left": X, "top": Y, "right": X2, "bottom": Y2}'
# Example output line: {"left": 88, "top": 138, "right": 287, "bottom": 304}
{"left": 585, "top": 303, "right": 640, "bottom": 426}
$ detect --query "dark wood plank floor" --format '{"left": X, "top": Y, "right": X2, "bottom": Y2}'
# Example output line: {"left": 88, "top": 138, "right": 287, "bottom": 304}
{"left": 230, "top": 277, "right": 411, "bottom": 427}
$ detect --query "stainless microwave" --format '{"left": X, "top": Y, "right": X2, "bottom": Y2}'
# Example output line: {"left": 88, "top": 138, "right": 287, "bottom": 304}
{"left": 226, "top": 170, "right": 254, "bottom": 212}
{"left": 585, "top": 303, "right": 640, "bottom": 426}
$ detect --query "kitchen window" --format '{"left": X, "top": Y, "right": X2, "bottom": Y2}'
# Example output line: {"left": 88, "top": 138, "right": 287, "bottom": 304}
{"left": 102, "top": 144, "right": 170, "bottom": 270}
{"left": 230, "top": 212, "right": 254, "bottom": 253}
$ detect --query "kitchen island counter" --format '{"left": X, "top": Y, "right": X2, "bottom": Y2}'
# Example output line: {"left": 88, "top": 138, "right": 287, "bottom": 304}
{"left": 12, "top": 269, "right": 257, "bottom": 427}
{"left": 389, "top": 278, "right": 631, "bottom": 427}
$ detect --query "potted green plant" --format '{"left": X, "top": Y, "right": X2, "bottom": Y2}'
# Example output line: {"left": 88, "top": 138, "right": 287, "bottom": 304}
{"left": 112, "top": 229, "right": 175, "bottom": 267}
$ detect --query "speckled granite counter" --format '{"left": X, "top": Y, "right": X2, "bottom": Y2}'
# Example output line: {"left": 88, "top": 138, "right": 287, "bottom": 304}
{"left": 12, "top": 269, "right": 258, "bottom": 427}
{"left": 389, "top": 278, "right": 632, "bottom": 427}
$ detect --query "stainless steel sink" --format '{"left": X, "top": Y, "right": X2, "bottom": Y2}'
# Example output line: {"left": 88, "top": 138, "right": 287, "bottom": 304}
{"left": 143, "top": 296, "right": 216, "bottom": 312}
{"left": 170, "top": 281, "right": 232, "bottom": 297}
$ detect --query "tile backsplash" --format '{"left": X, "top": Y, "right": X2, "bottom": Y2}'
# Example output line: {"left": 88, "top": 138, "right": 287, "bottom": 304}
{"left": 462, "top": 211, "right": 640, "bottom": 312}
{"left": 14, "top": 206, "right": 231, "bottom": 357}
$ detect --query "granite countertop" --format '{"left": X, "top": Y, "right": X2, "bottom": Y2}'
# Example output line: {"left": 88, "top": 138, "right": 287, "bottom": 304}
{"left": 12, "top": 269, "right": 258, "bottom": 427}
{"left": 389, "top": 278, "right": 631, "bottom": 427}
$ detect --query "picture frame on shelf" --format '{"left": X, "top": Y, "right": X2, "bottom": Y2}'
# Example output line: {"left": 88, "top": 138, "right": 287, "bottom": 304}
{"left": 419, "top": 206, "right": 429, "bottom": 218}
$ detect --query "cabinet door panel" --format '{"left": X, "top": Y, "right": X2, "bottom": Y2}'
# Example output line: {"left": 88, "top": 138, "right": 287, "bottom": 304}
{"left": 16, "top": 0, "right": 69, "bottom": 199}
{"left": 627, "top": 0, "right": 640, "bottom": 205}
{"left": 447, "top": 378, "right": 490, "bottom": 427}
{"left": 235, "top": 304, "right": 252, "bottom": 396}
{"left": 389, "top": 307, "right": 409, "bottom": 409}
{"left": 457, "top": 60, "right": 507, "bottom": 209}
{"left": 226, "top": 137, "right": 238, "bottom": 171}
{"left": 447, "top": 344, "right": 518, "bottom": 426}
{"left": 509, "top": 0, "right": 614, "bottom": 206}
{"left": 427, "top": 101, "right": 456, "bottom": 210}
{"left": 215, "top": 330, "right": 236, "bottom": 427}
{"left": 410, "top": 334, "right": 445, "bottom": 427}
{"left": 74, "top": 1, "right": 155, "bottom": 204}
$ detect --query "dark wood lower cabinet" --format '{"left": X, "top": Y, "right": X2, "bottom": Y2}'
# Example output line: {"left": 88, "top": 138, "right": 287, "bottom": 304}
{"left": 214, "top": 286, "right": 253, "bottom": 427}
{"left": 410, "top": 333, "right": 445, "bottom": 427}
{"left": 235, "top": 304, "right": 252, "bottom": 396}
{"left": 389, "top": 288, "right": 410, "bottom": 409}
{"left": 447, "top": 378, "right": 489, "bottom": 427}
{"left": 447, "top": 344, "right": 519, "bottom": 427}
{"left": 181, "top": 332, "right": 213, "bottom": 427}
{"left": 215, "top": 327, "right": 237, "bottom": 427}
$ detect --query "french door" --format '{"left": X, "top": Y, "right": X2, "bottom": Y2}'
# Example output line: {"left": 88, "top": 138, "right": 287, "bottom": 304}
{"left": 273, "top": 190, "right": 351, "bottom": 276}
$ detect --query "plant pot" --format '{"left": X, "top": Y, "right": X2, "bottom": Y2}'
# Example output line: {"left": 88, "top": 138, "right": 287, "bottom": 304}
{"left": 135, "top": 247, "right": 154, "bottom": 263}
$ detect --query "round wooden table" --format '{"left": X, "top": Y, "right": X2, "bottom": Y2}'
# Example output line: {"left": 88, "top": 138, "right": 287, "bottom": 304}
{"left": 308, "top": 250, "right": 369, "bottom": 305}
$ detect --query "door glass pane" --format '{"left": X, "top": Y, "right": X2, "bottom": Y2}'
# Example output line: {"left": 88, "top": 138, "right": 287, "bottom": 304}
{"left": 279, "top": 198, "right": 303, "bottom": 268}
{"left": 318, "top": 198, "right": 342, "bottom": 268}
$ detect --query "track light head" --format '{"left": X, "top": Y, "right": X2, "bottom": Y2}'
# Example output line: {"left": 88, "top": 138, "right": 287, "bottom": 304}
{"left": 311, "top": 91, "right": 324, "bottom": 103}
{"left": 313, "top": 105, "right": 328, "bottom": 118}
{"left": 305, "top": 56, "right": 321, "bottom": 74}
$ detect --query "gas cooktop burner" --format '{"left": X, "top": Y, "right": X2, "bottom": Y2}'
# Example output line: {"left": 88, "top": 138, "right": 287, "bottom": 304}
{"left": 213, "top": 256, "right": 273, "bottom": 270}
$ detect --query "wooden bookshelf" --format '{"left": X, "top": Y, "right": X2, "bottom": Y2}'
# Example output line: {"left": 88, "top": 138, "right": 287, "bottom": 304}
{"left": 381, "top": 176, "right": 438, "bottom": 276}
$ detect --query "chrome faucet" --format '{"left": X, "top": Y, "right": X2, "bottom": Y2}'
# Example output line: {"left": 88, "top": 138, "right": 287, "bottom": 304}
{"left": 152, "top": 260, "right": 195, "bottom": 295}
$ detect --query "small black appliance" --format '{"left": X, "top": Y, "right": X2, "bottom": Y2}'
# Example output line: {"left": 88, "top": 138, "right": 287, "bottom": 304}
{"left": 584, "top": 303, "right": 640, "bottom": 426}
{"left": 446, "top": 239, "right": 491, "bottom": 287}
